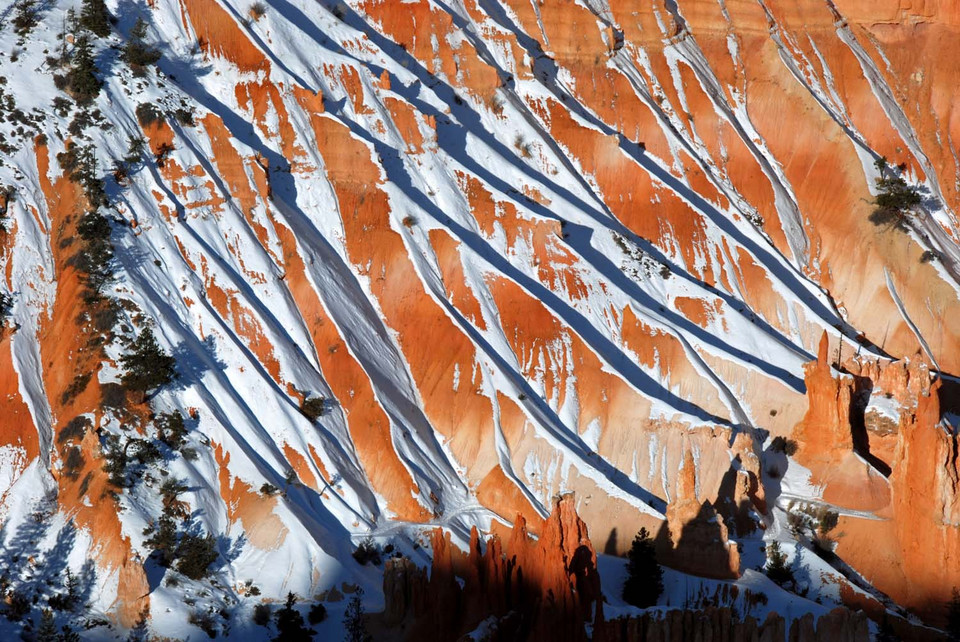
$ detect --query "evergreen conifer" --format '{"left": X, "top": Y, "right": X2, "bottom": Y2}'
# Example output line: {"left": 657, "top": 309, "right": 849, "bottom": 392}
{"left": 764, "top": 540, "right": 794, "bottom": 587}
{"left": 120, "top": 328, "right": 177, "bottom": 396}
{"left": 67, "top": 34, "right": 102, "bottom": 103}
{"left": 79, "top": 0, "right": 111, "bottom": 37}
{"left": 344, "top": 588, "right": 370, "bottom": 642}
{"left": 621, "top": 527, "right": 664, "bottom": 608}
{"left": 123, "top": 18, "right": 161, "bottom": 76}
{"left": 273, "top": 593, "right": 315, "bottom": 642}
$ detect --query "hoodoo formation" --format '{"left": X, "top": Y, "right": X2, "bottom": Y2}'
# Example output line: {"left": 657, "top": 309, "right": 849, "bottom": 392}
{"left": 0, "top": 0, "right": 958, "bottom": 639}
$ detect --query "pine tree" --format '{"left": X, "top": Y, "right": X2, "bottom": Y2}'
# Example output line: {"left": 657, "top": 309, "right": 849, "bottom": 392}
{"left": 64, "top": 568, "right": 80, "bottom": 609}
{"left": 78, "top": 0, "right": 111, "bottom": 37}
{"left": 947, "top": 587, "right": 960, "bottom": 642}
{"left": 621, "top": 527, "right": 664, "bottom": 608}
{"left": 143, "top": 513, "right": 179, "bottom": 566}
{"left": 123, "top": 18, "right": 161, "bottom": 76}
{"left": 160, "top": 478, "right": 189, "bottom": 518}
{"left": 12, "top": 1, "right": 40, "bottom": 37}
{"left": 273, "top": 592, "right": 315, "bottom": 642}
{"left": 174, "top": 532, "right": 219, "bottom": 580}
{"left": 156, "top": 410, "right": 187, "bottom": 450}
{"left": 764, "top": 540, "right": 794, "bottom": 587}
{"left": 67, "top": 34, "right": 102, "bottom": 103}
{"left": 120, "top": 327, "right": 177, "bottom": 396}
{"left": 48, "top": 566, "right": 83, "bottom": 612}
{"left": 344, "top": 588, "right": 370, "bottom": 642}
{"left": 36, "top": 609, "right": 58, "bottom": 641}
{"left": 60, "top": 143, "right": 106, "bottom": 210}
{"left": 101, "top": 433, "right": 130, "bottom": 488}
{"left": 869, "top": 157, "right": 922, "bottom": 229}
{"left": 0, "top": 292, "right": 12, "bottom": 321}
{"left": 126, "top": 609, "right": 150, "bottom": 642}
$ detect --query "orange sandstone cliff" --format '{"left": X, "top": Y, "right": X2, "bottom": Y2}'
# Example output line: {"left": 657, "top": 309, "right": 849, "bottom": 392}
{"left": 0, "top": 0, "right": 958, "bottom": 637}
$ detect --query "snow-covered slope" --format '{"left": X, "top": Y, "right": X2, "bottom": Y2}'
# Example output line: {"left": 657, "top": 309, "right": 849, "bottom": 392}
{"left": 0, "top": 0, "right": 957, "bottom": 638}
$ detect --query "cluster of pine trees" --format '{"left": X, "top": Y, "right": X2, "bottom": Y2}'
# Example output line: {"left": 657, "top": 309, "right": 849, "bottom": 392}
{"left": 45, "top": 0, "right": 161, "bottom": 106}
{"left": 28, "top": 4, "right": 228, "bottom": 635}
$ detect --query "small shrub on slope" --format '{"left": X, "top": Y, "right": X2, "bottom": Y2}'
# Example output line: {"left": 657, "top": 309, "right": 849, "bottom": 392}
{"left": 135, "top": 102, "right": 163, "bottom": 127}
{"left": 300, "top": 395, "right": 325, "bottom": 422}
{"left": 250, "top": 2, "right": 268, "bottom": 21}
{"left": 351, "top": 537, "right": 381, "bottom": 566}
{"left": 188, "top": 609, "right": 218, "bottom": 638}
{"left": 869, "top": 157, "right": 921, "bottom": 230}
{"left": 260, "top": 482, "right": 278, "bottom": 496}
{"left": 307, "top": 602, "right": 326, "bottom": 625}
{"left": 172, "top": 107, "right": 195, "bottom": 127}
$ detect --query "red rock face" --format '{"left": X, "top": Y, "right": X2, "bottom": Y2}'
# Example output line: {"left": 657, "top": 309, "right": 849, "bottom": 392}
{"left": 383, "top": 496, "right": 884, "bottom": 641}
{"left": 796, "top": 333, "right": 856, "bottom": 463}
{"left": 793, "top": 334, "right": 960, "bottom": 624}
{"left": 380, "top": 494, "right": 602, "bottom": 641}
{"left": 879, "top": 378, "right": 960, "bottom": 621}
{"left": 656, "top": 448, "right": 741, "bottom": 579}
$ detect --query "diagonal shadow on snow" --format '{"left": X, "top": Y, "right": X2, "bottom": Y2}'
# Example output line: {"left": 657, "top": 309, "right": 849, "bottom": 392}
{"left": 155, "top": 53, "right": 470, "bottom": 511}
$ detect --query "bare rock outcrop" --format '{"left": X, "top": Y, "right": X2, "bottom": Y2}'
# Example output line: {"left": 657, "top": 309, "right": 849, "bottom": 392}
{"left": 657, "top": 448, "right": 741, "bottom": 579}
{"left": 792, "top": 334, "right": 960, "bottom": 625}
{"left": 795, "top": 333, "right": 856, "bottom": 463}
{"left": 880, "top": 377, "right": 960, "bottom": 621}
{"left": 380, "top": 493, "right": 602, "bottom": 641}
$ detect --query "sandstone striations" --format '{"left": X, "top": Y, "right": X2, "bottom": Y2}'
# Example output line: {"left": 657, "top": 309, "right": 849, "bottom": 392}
{"left": 0, "top": 0, "right": 957, "bottom": 638}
